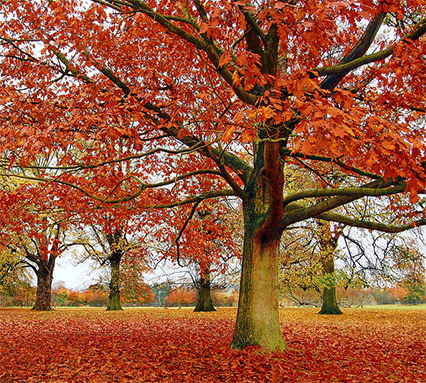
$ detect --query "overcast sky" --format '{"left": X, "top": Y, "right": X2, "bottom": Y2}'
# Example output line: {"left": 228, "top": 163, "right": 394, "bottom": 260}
{"left": 53, "top": 256, "right": 99, "bottom": 290}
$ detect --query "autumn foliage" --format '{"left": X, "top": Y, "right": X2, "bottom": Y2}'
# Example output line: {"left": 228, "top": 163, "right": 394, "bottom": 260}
{"left": 0, "top": 307, "right": 425, "bottom": 383}
{"left": 1, "top": 0, "right": 426, "bottom": 350}
{"left": 164, "top": 288, "right": 197, "bottom": 307}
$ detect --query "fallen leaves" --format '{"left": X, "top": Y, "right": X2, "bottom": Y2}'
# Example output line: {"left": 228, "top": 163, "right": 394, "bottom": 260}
{"left": 0, "top": 307, "right": 425, "bottom": 382}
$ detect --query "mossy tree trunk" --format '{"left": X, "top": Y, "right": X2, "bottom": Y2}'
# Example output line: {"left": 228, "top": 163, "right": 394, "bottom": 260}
{"left": 106, "top": 251, "right": 123, "bottom": 311}
{"left": 194, "top": 264, "right": 216, "bottom": 312}
{"left": 317, "top": 220, "right": 342, "bottom": 315}
{"left": 319, "top": 256, "right": 342, "bottom": 315}
{"left": 32, "top": 257, "right": 55, "bottom": 311}
{"left": 231, "top": 224, "right": 286, "bottom": 350}
{"left": 106, "top": 230, "right": 125, "bottom": 311}
{"left": 230, "top": 140, "right": 287, "bottom": 351}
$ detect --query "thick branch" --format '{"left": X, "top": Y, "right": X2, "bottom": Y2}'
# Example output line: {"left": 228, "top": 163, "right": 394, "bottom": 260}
{"left": 280, "top": 177, "right": 405, "bottom": 228}
{"left": 238, "top": 4, "right": 267, "bottom": 46}
{"left": 282, "top": 182, "right": 407, "bottom": 207}
{"left": 315, "top": 17, "right": 426, "bottom": 77}
{"left": 320, "top": 11, "right": 387, "bottom": 90}
{"left": 317, "top": 212, "right": 426, "bottom": 233}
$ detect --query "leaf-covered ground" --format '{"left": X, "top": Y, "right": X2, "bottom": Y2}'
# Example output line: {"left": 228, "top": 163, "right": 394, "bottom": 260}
{"left": 0, "top": 307, "right": 425, "bottom": 382}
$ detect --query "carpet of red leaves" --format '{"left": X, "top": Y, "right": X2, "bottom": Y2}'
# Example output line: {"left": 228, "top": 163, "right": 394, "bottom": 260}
{"left": 0, "top": 307, "right": 425, "bottom": 382}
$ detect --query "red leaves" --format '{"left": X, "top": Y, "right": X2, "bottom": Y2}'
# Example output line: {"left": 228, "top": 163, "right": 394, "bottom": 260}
{"left": 1, "top": 308, "right": 425, "bottom": 383}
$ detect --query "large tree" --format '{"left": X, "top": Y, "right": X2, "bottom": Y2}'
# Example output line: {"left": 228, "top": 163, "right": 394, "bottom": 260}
{"left": 1, "top": 1, "right": 426, "bottom": 349}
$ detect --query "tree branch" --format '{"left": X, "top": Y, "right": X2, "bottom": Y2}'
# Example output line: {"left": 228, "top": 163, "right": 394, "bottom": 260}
{"left": 320, "top": 11, "right": 387, "bottom": 90}
{"left": 174, "top": 201, "right": 201, "bottom": 267}
{"left": 238, "top": 4, "right": 267, "bottom": 46}
{"left": 288, "top": 151, "right": 382, "bottom": 179}
{"left": 280, "top": 177, "right": 406, "bottom": 228}
{"left": 316, "top": 212, "right": 426, "bottom": 233}
{"left": 1, "top": 172, "right": 146, "bottom": 204}
{"left": 315, "top": 17, "right": 426, "bottom": 78}
{"left": 152, "top": 189, "right": 236, "bottom": 209}
{"left": 282, "top": 182, "right": 407, "bottom": 207}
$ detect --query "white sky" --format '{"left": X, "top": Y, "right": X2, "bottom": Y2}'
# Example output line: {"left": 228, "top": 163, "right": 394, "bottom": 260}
{"left": 53, "top": 255, "right": 100, "bottom": 290}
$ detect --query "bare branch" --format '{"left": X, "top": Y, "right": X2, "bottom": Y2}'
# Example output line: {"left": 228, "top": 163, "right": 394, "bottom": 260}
{"left": 282, "top": 182, "right": 407, "bottom": 208}
{"left": 174, "top": 202, "right": 201, "bottom": 267}
{"left": 317, "top": 212, "right": 426, "bottom": 233}
{"left": 320, "top": 11, "right": 387, "bottom": 90}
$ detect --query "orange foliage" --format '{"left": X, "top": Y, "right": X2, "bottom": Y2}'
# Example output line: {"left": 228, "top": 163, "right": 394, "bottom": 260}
{"left": 80, "top": 289, "right": 109, "bottom": 307}
{"left": 211, "top": 291, "right": 239, "bottom": 307}
{"left": 164, "top": 288, "right": 197, "bottom": 307}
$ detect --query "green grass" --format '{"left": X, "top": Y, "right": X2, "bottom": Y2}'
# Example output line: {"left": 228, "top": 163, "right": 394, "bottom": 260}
{"left": 360, "top": 303, "right": 426, "bottom": 310}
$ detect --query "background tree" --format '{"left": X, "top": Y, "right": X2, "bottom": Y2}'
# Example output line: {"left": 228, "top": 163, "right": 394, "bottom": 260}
{"left": 279, "top": 224, "right": 322, "bottom": 307}
{"left": 140, "top": 198, "right": 241, "bottom": 312}
{"left": 119, "top": 259, "right": 155, "bottom": 306}
{"left": 1, "top": 218, "right": 73, "bottom": 310}
{"left": 316, "top": 220, "right": 343, "bottom": 314}
{"left": 188, "top": 201, "right": 241, "bottom": 312}
{"left": 391, "top": 244, "right": 426, "bottom": 304}
{"left": 0, "top": 253, "right": 36, "bottom": 308}
{"left": 75, "top": 221, "right": 147, "bottom": 310}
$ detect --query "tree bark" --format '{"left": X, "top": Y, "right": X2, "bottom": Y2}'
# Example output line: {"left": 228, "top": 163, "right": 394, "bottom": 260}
{"left": 194, "top": 266, "right": 216, "bottom": 312}
{"left": 106, "top": 254, "right": 123, "bottom": 311}
{"left": 32, "top": 259, "right": 54, "bottom": 311}
{"left": 230, "top": 141, "right": 287, "bottom": 351}
{"left": 317, "top": 220, "right": 343, "bottom": 315}
{"left": 319, "top": 256, "right": 342, "bottom": 315}
{"left": 231, "top": 226, "right": 286, "bottom": 350}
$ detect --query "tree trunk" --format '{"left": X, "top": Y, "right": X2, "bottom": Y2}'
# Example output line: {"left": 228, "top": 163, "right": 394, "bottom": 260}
{"left": 319, "top": 255, "right": 342, "bottom": 314}
{"left": 230, "top": 140, "right": 287, "bottom": 351}
{"left": 194, "top": 266, "right": 216, "bottom": 312}
{"left": 106, "top": 254, "right": 123, "bottom": 311}
{"left": 230, "top": 226, "right": 286, "bottom": 350}
{"left": 32, "top": 261, "right": 53, "bottom": 311}
{"left": 320, "top": 284, "right": 342, "bottom": 315}
{"left": 317, "top": 220, "right": 342, "bottom": 315}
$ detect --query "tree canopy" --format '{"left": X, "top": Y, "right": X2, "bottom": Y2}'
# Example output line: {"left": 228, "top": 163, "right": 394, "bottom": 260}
{"left": 1, "top": 0, "right": 425, "bottom": 350}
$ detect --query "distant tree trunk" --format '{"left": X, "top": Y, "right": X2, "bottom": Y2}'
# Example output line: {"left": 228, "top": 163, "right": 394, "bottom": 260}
{"left": 106, "top": 254, "right": 123, "bottom": 311}
{"left": 194, "top": 265, "right": 216, "bottom": 312}
{"left": 317, "top": 220, "right": 343, "bottom": 315}
{"left": 319, "top": 256, "right": 342, "bottom": 315}
{"left": 32, "top": 259, "right": 54, "bottom": 311}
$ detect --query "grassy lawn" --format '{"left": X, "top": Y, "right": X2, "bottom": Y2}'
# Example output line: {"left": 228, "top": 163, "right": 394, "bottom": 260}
{"left": 360, "top": 304, "right": 426, "bottom": 310}
{"left": 1, "top": 307, "right": 425, "bottom": 382}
